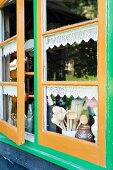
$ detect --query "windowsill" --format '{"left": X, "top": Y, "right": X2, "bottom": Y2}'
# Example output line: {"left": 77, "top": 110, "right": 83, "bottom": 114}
{"left": 25, "top": 132, "right": 34, "bottom": 142}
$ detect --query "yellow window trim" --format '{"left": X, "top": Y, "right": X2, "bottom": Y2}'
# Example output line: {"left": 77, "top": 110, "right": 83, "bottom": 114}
{"left": 0, "top": 0, "right": 25, "bottom": 145}
{"left": 38, "top": 0, "right": 106, "bottom": 166}
{"left": 0, "top": 0, "right": 7, "bottom": 8}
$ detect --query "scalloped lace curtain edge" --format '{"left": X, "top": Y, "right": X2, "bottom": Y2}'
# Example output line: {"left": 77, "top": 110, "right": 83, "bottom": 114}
{"left": 46, "top": 86, "right": 98, "bottom": 100}
{"left": 45, "top": 23, "right": 98, "bottom": 50}
{"left": 0, "top": 86, "right": 17, "bottom": 96}
{"left": 2, "top": 39, "right": 17, "bottom": 57}
{"left": 0, "top": 39, "right": 17, "bottom": 57}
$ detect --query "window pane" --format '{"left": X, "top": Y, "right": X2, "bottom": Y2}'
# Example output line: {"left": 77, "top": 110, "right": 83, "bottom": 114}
{"left": 0, "top": 86, "right": 17, "bottom": 127}
{"left": 24, "top": 0, "right": 34, "bottom": 136}
{"left": 25, "top": 0, "right": 34, "bottom": 40}
{"left": 0, "top": 40, "right": 17, "bottom": 82}
{"left": 25, "top": 98, "right": 34, "bottom": 134}
{"left": 44, "top": 86, "right": 98, "bottom": 143}
{"left": 46, "top": 0, "right": 97, "bottom": 31}
{"left": 2, "top": 51, "right": 17, "bottom": 82}
{"left": 45, "top": 39, "right": 97, "bottom": 81}
{"left": 3, "top": 0, "right": 16, "bottom": 40}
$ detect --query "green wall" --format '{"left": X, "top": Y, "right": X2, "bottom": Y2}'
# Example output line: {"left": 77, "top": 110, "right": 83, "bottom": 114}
{"left": 0, "top": 0, "right": 113, "bottom": 169}
{"left": 106, "top": 0, "right": 113, "bottom": 169}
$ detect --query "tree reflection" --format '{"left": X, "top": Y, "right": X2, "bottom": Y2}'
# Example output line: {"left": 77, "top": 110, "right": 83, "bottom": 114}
{"left": 47, "top": 39, "right": 97, "bottom": 81}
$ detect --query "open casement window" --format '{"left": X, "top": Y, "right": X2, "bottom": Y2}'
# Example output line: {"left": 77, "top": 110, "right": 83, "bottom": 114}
{"left": 38, "top": 0, "right": 106, "bottom": 166}
{"left": 0, "top": 0, "right": 25, "bottom": 145}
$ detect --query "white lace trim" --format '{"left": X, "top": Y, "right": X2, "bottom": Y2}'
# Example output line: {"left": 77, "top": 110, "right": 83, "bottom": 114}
{"left": 0, "top": 85, "right": 17, "bottom": 119}
{"left": 0, "top": 48, "right": 2, "bottom": 81}
{"left": 46, "top": 86, "right": 98, "bottom": 100}
{"left": 45, "top": 23, "right": 98, "bottom": 50}
{"left": 1, "top": 39, "right": 17, "bottom": 57}
{"left": 3, "top": 86, "right": 17, "bottom": 96}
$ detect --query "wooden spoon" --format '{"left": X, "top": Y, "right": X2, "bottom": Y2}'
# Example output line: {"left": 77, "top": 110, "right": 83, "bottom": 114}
{"left": 77, "top": 115, "right": 88, "bottom": 129}
{"left": 66, "top": 110, "right": 77, "bottom": 131}
{"left": 51, "top": 117, "right": 64, "bottom": 130}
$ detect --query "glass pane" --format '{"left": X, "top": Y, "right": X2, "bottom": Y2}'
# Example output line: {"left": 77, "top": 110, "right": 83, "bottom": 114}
{"left": 25, "top": 0, "right": 34, "bottom": 40}
{"left": 25, "top": 98, "right": 34, "bottom": 134}
{"left": 0, "top": 30, "right": 17, "bottom": 82}
{"left": 45, "top": 86, "right": 98, "bottom": 143}
{"left": 46, "top": 39, "right": 97, "bottom": 81}
{"left": 24, "top": 0, "right": 34, "bottom": 136}
{"left": 24, "top": 0, "right": 34, "bottom": 109}
{"left": 2, "top": 51, "right": 17, "bottom": 82}
{"left": 25, "top": 76, "right": 34, "bottom": 95}
{"left": 3, "top": 0, "right": 16, "bottom": 40}
{"left": 0, "top": 86, "right": 17, "bottom": 127}
{"left": 46, "top": 0, "right": 97, "bottom": 31}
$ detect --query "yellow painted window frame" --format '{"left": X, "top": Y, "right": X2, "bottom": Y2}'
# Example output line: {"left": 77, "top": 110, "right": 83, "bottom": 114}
{"left": 0, "top": 0, "right": 25, "bottom": 145}
{"left": 0, "top": 0, "right": 7, "bottom": 7}
{"left": 37, "top": 0, "right": 106, "bottom": 166}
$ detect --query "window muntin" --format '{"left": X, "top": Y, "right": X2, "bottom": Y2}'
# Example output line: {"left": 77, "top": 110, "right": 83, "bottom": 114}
{"left": 46, "top": 0, "right": 97, "bottom": 31}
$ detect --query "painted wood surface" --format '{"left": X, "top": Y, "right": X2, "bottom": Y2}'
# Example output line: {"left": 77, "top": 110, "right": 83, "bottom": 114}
{"left": 38, "top": 0, "right": 106, "bottom": 166}
{"left": 0, "top": 0, "right": 7, "bottom": 8}
{"left": 0, "top": 0, "right": 25, "bottom": 145}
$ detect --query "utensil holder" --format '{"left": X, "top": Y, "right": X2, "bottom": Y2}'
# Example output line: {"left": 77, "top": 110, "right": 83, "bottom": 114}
{"left": 62, "top": 130, "right": 76, "bottom": 138}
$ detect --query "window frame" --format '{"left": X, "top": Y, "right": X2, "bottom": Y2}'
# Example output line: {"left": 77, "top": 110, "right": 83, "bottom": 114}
{"left": 0, "top": 0, "right": 7, "bottom": 8}
{"left": 0, "top": 0, "right": 25, "bottom": 145}
{"left": 38, "top": 0, "right": 106, "bottom": 166}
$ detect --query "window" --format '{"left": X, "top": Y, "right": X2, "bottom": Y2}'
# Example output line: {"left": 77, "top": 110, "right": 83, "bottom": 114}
{"left": 0, "top": 0, "right": 25, "bottom": 145}
{"left": 0, "top": 0, "right": 35, "bottom": 144}
{"left": 38, "top": 0, "right": 106, "bottom": 166}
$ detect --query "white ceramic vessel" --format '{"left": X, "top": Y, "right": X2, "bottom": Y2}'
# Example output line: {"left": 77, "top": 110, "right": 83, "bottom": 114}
{"left": 62, "top": 130, "right": 76, "bottom": 138}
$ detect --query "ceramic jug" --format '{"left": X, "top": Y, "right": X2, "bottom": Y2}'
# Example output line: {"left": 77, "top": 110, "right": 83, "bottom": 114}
{"left": 75, "top": 124, "right": 94, "bottom": 142}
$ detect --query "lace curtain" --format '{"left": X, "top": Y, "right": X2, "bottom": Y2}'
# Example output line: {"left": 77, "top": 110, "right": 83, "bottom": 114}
{"left": 0, "top": 86, "right": 17, "bottom": 96}
{"left": 0, "top": 86, "right": 17, "bottom": 119}
{"left": 45, "top": 23, "right": 98, "bottom": 50}
{"left": 0, "top": 39, "right": 17, "bottom": 57}
{"left": 46, "top": 86, "right": 98, "bottom": 100}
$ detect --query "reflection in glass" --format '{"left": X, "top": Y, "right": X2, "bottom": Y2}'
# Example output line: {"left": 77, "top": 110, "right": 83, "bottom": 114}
{"left": 2, "top": 51, "right": 17, "bottom": 82}
{"left": 47, "top": 0, "right": 97, "bottom": 30}
{"left": 45, "top": 86, "right": 98, "bottom": 142}
{"left": 46, "top": 39, "right": 97, "bottom": 81}
{"left": 4, "top": 0, "right": 16, "bottom": 40}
